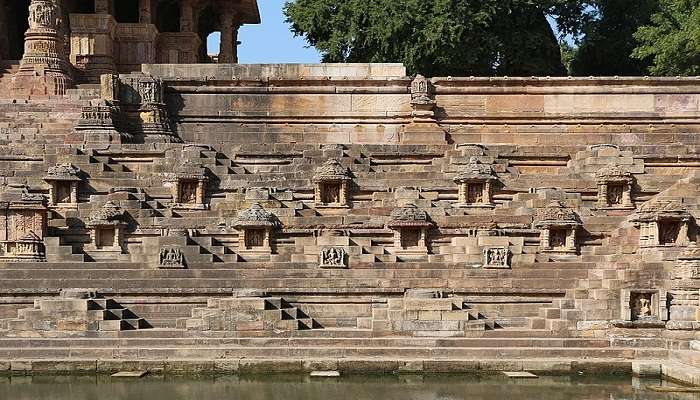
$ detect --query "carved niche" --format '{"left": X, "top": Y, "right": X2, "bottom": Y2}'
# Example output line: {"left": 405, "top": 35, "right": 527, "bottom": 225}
{"left": 410, "top": 75, "right": 436, "bottom": 121}
{"left": 621, "top": 289, "right": 667, "bottom": 322}
{"left": 44, "top": 164, "right": 82, "bottom": 207}
{"left": 387, "top": 204, "right": 432, "bottom": 254}
{"left": 0, "top": 184, "right": 47, "bottom": 262}
{"left": 158, "top": 246, "right": 186, "bottom": 269}
{"left": 483, "top": 247, "right": 510, "bottom": 269}
{"left": 454, "top": 158, "right": 498, "bottom": 208}
{"left": 163, "top": 160, "right": 209, "bottom": 210}
{"left": 313, "top": 159, "right": 351, "bottom": 207}
{"left": 596, "top": 164, "right": 634, "bottom": 209}
{"left": 632, "top": 199, "right": 692, "bottom": 248}
{"left": 319, "top": 247, "right": 348, "bottom": 269}
{"left": 233, "top": 203, "right": 279, "bottom": 254}
{"left": 533, "top": 200, "right": 581, "bottom": 254}
{"left": 85, "top": 201, "right": 127, "bottom": 253}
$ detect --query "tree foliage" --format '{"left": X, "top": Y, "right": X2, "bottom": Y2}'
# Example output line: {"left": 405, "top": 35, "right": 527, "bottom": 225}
{"left": 633, "top": 0, "right": 700, "bottom": 75}
{"left": 570, "top": 0, "right": 658, "bottom": 76}
{"left": 283, "top": 0, "right": 585, "bottom": 76}
{"left": 283, "top": 0, "right": 698, "bottom": 76}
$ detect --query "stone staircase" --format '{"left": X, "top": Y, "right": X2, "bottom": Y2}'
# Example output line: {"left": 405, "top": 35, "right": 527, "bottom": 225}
{"left": 527, "top": 298, "right": 581, "bottom": 334}
{"left": 0, "top": 289, "right": 150, "bottom": 335}
{"left": 360, "top": 290, "right": 503, "bottom": 337}
{"left": 178, "top": 296, "right": 321, "bottom": 332}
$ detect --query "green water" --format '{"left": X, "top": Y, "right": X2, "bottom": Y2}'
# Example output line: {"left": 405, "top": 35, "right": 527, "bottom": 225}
{"left": 0, "top": 374, "right": 696, "bottom": 400}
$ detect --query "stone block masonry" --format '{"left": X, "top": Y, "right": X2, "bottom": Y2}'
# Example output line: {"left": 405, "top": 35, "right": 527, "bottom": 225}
{"left": 0, "top": 62, "right": 697, "bottom": 376}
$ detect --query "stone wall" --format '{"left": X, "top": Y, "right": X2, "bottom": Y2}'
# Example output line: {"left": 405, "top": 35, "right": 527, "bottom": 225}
{"left": 0, "top": 63, "right": 699, "bottom": 358}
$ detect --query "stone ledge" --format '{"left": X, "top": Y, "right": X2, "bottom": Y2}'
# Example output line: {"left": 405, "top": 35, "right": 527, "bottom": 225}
{"left": 0, "top": 358, "right": 648, "bottom": 376}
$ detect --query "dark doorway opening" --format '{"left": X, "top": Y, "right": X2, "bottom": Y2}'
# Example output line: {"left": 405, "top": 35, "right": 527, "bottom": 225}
{"left": 156, "top": 0, "right": 181, "bottom": 32}
{"left": 115, "top": 0, "right": 140, "bottom": 23}
{"left": 76, "top": 0, "right": 96, "bottom": 14}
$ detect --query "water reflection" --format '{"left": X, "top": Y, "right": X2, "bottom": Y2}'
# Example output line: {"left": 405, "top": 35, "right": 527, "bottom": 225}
{"left": 0, "top": 374, "right": 696, "bottom": 400}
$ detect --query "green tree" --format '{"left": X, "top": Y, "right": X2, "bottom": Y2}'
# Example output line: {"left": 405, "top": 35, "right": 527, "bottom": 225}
{"left": 570, "top": 0, "right": 658, "bottom": 76}
{"left": 283, "top": 0, "right": 580, "bottom": 76}
{"left": 633, "top": 0, "right": 700, "bottom": 75}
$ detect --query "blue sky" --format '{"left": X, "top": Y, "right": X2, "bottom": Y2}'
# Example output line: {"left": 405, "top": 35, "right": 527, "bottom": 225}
{"left": 207, "top": 0, "right": 321, "bottom": 63}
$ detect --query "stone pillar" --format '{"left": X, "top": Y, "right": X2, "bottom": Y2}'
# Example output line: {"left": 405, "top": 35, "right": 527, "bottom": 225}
{"left": 69, "top": 13, "right": 117, "bottom": 83}
{"left": 218, "top": 9, "right": 238, "bottom": 63}
{"left": 139, "top": 0, "right": 152, "bottom": 24}
{"left": 95, "top": 0, "right": 110, "bottom": 14}
{"left": 12, "top": 0, "right": 74, "bottom": 96}
{"left": 180, "top": 0, "right": 195, "bottom": 33}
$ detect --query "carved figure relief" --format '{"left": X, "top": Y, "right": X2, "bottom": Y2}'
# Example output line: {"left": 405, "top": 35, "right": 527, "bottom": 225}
{"left": 659, "top": 221, "right": 681, "bottom": 245}
{"left": 549, "top": 228, "right": 568, "bottom": 249}
{"left": 606, "top": 183, "right": 624, "bottom": 206}
{"left": 483, "top": 247, "right": 510, "bottom": 269}
{"left": 245, "top": 228, "right": 266, "bottom": 248}
{"left": 320, "top": 182, "right": 341, "bottom": 205}
{"left": 320, "top": 247, "right": 348, "bottom": 268}
{"left": 466, "top": 183, "right": 484, "bottom": 204}
{"left": 179, "top": 181, "right": 198, "bottom": 204}
{"left": 631, "top": 292, "right": 654, "bottom": 321}
{"left": 158, "top": 246, "right": 186, "bottom": 269}
{"left": 401, "top": 228, "right": 422, "bottom": 248}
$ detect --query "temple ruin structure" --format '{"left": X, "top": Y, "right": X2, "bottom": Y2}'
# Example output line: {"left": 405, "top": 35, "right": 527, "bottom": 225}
{"left": 0, "top": 0, "right": 700, "bottom": 379}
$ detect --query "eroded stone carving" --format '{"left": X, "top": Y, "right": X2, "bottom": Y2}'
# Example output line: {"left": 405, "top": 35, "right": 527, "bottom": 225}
{"left": 320, "top": 247, "right": 348, "bottom": 269}
{"left": 387, "top": 204, "right": 432, "bottom": 254}
{"left": 313, "top": 159, "right": 351, "bottom": 207}
{"left": 483, "top": 247, "right": 510, "bottom": 269}
{"left": 410, "top": 75, "right": 436, "bottom": 121}
{"left": 158, "top": 246, "right": 186, "bottom": 269}
{"left": 44, "top": 164, "right": 81, "bottom": 206}
{"left": 621, "top": 289, "right": 667, "bottom": 322}
{"left": 454, "top": 158, "right": 497, "bottom": 207}
{"left": 534, "top": 200, "right": 580, "bottom": 254}
{"left": 0, "top": 184, "right": 47, "bottom": 262}
{"left": 86, "top": 201, "right": 127, "bottom": 253}
{"left": 12, "top": 0, "right": 73, "bottom": 96}
{"left": 596, "top": 164, "right": 634, "bottom": 209}
{"left": 163, "top": 160, "right": 209, "bottom": 210}
{"left": 633, "top": 199, "right": 692, "bottom": 248}
{"left": 233, "top": 203, "right": 279, "bottom": 253}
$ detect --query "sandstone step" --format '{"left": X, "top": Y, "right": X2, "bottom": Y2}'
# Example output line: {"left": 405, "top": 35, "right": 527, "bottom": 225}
{"left": 0, "top": 346, "right": 667, "bottom": 360}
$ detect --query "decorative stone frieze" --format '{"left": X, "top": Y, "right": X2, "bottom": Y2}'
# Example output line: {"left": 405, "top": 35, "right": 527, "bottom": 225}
{"left": 313, "top": 159, "right": 350, "bottom": 207}
{"left": 632, "top": 199, "right": 692, "bottom": 248}
{"left": 319, "top": 247, "right": 348, "bottom": 269}
{"left": 12, "top": 0, "right": 73, "bottom": 96}
{"left": 74, "top": 98, "right": 128, "bottom": 144}
{"left": 533, "top": 200, "right": 580, "bottom": 254}
{"left": 233, "top": 203, "right": 279, "bottom": 254}
{"left": 387, "top": 204, "right": 432, "bottom": 254}
{"left": 454, "top": 157, "right": 497, "bottom": 208}
{"left": 85, "top": 201, "right": 127, "bottom": 253}
{"left": 596, "top": 164, "right": 634, "bottom": 209}
{"left": 43, "top": 164, "right": 81, "bottom": 207}
{"left": 163, "top": 160, "right": 209, "bottom": 210}
{"left": 483, "top": 247, "right": 510, "bottom": 269}
{"left": 0, "top": 184, "right": 47, "bottom": 263}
